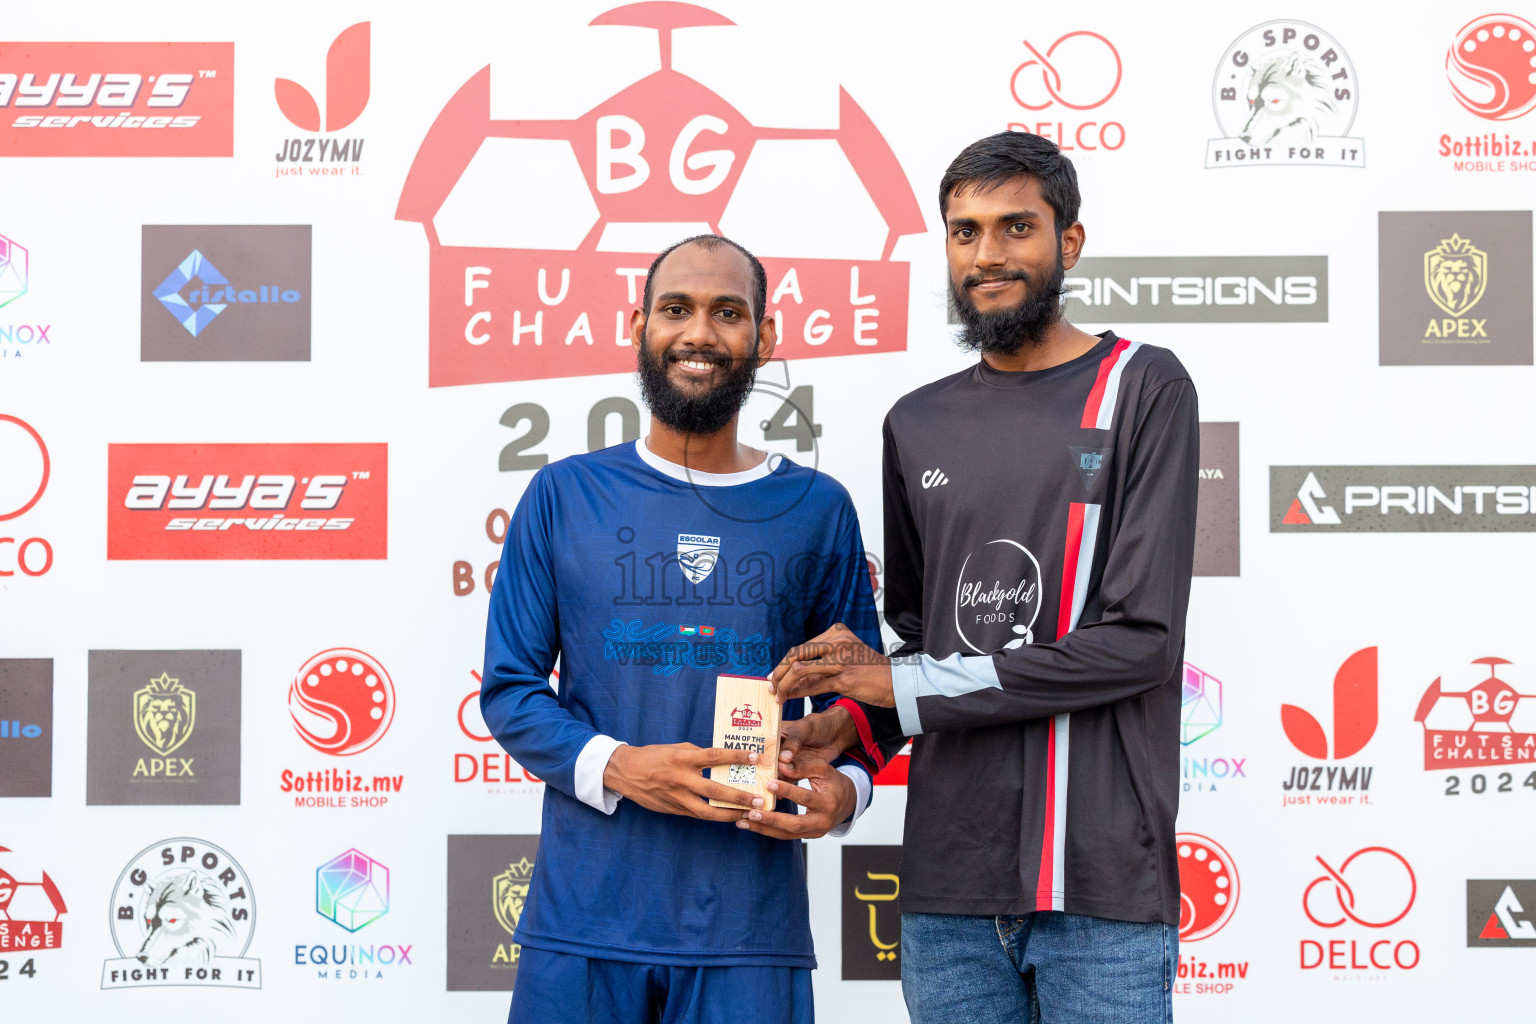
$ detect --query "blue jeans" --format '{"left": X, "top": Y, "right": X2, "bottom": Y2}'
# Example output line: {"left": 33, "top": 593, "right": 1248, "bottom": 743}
{"left": 901, "top": 911, "right": 1176, "bottom": 1024}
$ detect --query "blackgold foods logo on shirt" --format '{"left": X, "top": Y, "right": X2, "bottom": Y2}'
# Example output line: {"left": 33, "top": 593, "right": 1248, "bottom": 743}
{"left": 841, "top": 845, "right": 902, "bottom": 981}
{"left": 953, "top": 538, "right": 1042, "bottom": 653}
{"left": 87, "top": 650, "right": 241, "bottom": 806}
{"left": 1207, "top": 21, "right": 1363, "bottom": 168}
{"left": 1378, "top": 211, "right": 1532, "bottom": 365}
{"left": 446, "top": 834, "right": 538, "bottom": 991}
{"left": 103, "top": 838, "right": 259, "bottom": 989}
{"left": 1272, "top": 466, "right": 1536, "bottom": 531}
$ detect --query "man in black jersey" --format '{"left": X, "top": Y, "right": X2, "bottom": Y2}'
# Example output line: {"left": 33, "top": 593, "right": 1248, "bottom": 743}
{"left": 774, "top": 132, "right": 1198, "bottom": 1023}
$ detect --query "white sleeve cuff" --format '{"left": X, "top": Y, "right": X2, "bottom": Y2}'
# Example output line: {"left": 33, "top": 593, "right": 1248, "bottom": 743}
{"left": 574, "top": 734, "right": 625, "bottom": 814}
{"left": 824, "top": 764, "right": 873, "bottom": 838}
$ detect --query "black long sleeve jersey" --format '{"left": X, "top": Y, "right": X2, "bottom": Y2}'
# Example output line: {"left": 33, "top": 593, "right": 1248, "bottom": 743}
{"left": 872, "top": 331, "right": 1198, "bottom": 925}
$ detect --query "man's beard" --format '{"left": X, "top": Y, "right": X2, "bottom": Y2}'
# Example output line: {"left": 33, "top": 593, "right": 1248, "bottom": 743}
{"left": 636, "top": 327, "right": 758, "bottom": 435}
{"left": 949, "top": 250, "right": 1066, "bottom": 356}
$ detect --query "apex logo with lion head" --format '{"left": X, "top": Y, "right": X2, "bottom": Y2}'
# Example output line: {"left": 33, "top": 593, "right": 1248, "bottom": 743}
{"left": 103, "top": 837, "right": 260, "bottom": 989}
{"left": 1424, "top": 234, "right": 1488, "bottom": 318}
{"left": 492, "top": 857, "right": 533, "bottom": 940}
{"left": 133, "top": 672, "right": 195, "bottom": 756}
{"left": 1208, "top": 20, "right": 1364, "bottom": 168}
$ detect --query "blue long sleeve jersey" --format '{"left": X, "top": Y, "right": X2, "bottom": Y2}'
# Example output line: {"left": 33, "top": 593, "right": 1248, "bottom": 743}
{"left": 481, "top": 439, "right": 882, "bottom": 967}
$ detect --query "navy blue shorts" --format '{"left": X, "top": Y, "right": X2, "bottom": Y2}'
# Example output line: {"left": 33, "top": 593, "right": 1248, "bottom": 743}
{"left": 507, "top": 946, "right": 814, "bottom": 1024}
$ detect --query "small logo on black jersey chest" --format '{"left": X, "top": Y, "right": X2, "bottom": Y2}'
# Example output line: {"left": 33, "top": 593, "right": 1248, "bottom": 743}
{"left": 921, "top": 468, "right": 949, "bottom": 489}
{"left": 1068, "top": 446, "right": 1112, "bottom": 489}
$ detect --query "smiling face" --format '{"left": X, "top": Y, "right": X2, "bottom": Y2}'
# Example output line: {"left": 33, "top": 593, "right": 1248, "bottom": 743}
{"left": 944, "top": 174, "right": 1082, "bottom": 355}
{"left": 632, "top": 240, "right": 777, "bottom": 435}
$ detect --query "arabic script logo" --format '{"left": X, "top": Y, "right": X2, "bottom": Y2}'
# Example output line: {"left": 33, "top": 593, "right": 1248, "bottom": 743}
{"left": 1424, "top": 234, "right": 1488, "bottom": 317}
{"left": 1446, "top": 14, "right": 1536, "bottom": 121}
{"left": 133, "top": 672, "right": 196, "bottom": 756}
{"left": 1304, "top": 847, "right": 1416, "bottom": 928}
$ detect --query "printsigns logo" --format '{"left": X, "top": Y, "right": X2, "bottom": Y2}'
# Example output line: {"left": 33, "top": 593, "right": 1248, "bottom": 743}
{"left": 107, "top": 442, "right": 388, "bottom": 559}
{"left": 0, "top": 233, "right": 27, "bottom": 307}
{"left": 0, "top": 844, "right": 67, "bottom": 953}
{"left": 0, "top": 659, "right": 53, "bottom": 797}
{"left": 1064, "top": 256, "right": 1327, "bottom": 323}
{"left": 1207, "top": 21, "right": 1362, "bottom": 168}
{"left": 954, "top": 538, "right": 1042, "bottom": 653}
{"left": 317, "top": 850, "right": 389, "bottom": 932}
{"left": 1379, "top": 211, "right": 1532, "bottom": 365}
{"left": 1414, "top": 657, "right": 1536, "bottom": 769}
{"left": 133, "top": 672, "right": 195, "bottom": 757}
{"left": 0, "top": 42, "right": 234, "bottom": 157}
{"left": 1447, "top": 15, "right": 1536, "bottom": 121}
{"left": 1468, "top": 880, "right": 1536, "bottom": 946}
{"left": 141, "top": 226, "right": 312, "bottom": 360}
{"left": 1272, "top": 465, "right": 1536, "bottom": 530}
{"left": 1176, "top": 834, "right": 1239, "bottom": 941}
{"left": 289, "top": 649, "right": 395, "bottom": 757}
{"left": 841, "top": 845, "right": 901, "bottom": 980}
{"left": 395, "top": 3, "right": 922, "bottom": 386}
{"left": 103, "top": 838, "right": 259, "bottom": 989}
{"left": 1424, "top": 234, "right": 1488, "bottom": 317}
{"left": 677, "top": 533, "right": 720, "bottom": 584}
{"left": 1006, "top": 31, "right": 1126, "bottom": 152}
{"left": 446, "top": 835, "right": 539, "bottom": 990}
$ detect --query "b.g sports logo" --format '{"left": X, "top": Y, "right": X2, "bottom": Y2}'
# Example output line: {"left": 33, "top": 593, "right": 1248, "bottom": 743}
{"left": 395, "top": 2, "right": 923, "bottom": 386}
{"left": 0, "top": 42, "right": 234, "bottom": 157}
{"left": 107, "top": 443, "right": 387, "bottom": 560}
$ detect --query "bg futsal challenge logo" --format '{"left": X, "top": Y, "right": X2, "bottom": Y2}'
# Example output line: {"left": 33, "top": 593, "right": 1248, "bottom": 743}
{"left": 394, "top": 2, "right": 923, "bottom": 386}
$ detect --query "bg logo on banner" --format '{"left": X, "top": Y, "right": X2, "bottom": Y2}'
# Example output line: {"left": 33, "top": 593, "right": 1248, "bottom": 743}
{"left": 103, "top": 838, "right": 259, "bottom": 989}
{"left": 395, "top": 3, "right": 923, "bottom": 386}
{"left": 0, "top": 844, "right": 68, "bottom": 958}
{"left": 107, "top": 443, "right": 387, "bottom": 559}
{"left": 0, "top": 42, "right": 234, "bottom": 157}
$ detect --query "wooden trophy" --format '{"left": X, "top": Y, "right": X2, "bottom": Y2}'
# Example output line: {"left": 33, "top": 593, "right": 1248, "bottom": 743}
{"left": 707, "top": 674, "right": 782, "bottom": 810}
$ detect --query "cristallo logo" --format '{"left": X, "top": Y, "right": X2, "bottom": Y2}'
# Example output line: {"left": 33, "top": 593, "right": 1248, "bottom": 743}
{"left": 275, "top": 23, "right": 369, "bottom": 133}
{"left": 1424, "top": 233, "right": 1487, "bottom": 317}
{"left": 133, "top": 672, "right": 195, "bottom": 757}
{"left": 395, "top": 2, "right": 922, "bottom": 385}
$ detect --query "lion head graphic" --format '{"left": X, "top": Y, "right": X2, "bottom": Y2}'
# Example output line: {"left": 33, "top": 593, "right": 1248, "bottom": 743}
{"left": 133, "top": 672, "right": 195, "bottom": 756}
{"left": 1424, "top": 234, "right": 1488, "bottom": 318}
{"left": 493, "top": 858, "right": 534, "bottom": 937}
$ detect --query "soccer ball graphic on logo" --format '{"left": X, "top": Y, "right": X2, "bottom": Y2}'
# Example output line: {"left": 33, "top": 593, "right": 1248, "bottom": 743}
{"left": 396, "top": 2, "right": 923, "bottom": 386}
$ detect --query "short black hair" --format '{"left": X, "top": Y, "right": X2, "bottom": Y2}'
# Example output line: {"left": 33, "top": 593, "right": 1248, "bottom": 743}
{"left": 642, "top": 234, "right": 769, "bottom": 324}
{"left": 938, "top": 131, "right": 1081, "bottom": 237}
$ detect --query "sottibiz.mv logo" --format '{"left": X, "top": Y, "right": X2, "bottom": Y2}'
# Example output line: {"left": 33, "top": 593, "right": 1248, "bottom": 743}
{"left": 103, "top": 838, "right": 259, "bottom": 990}
{"left": 395, "top": 2, "right": 922, "bottom": 386}
{"left": 107, "top": 443, "right": 386, "bottom": 559}
{"left": 0, "top": 42, "right": 233, "bottom": 157}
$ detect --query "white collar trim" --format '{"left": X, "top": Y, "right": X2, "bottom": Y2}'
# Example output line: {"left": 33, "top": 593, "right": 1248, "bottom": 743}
{"left": 633, "top": 438, "right": 781, "bottom": 486}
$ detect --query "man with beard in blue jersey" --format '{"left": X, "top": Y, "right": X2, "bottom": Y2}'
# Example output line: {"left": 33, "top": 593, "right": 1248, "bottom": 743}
{"left": 482, "top": 234, "right": 889, "bottom": 1024}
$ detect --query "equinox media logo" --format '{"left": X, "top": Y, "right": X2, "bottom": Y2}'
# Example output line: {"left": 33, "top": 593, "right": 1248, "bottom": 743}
{"left": 316, "top": 849, "right": 388, "bottom": 931}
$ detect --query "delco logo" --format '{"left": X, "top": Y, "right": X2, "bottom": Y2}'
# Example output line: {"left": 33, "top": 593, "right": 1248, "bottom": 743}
{"left": 0, "top": 42, "right": 233, "bottom": 157}
{"left": 395, "top": 2, "right": 923, "bottom": 386}
{"left": 107, "top": 443, "right": 387, "bottom": 560}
